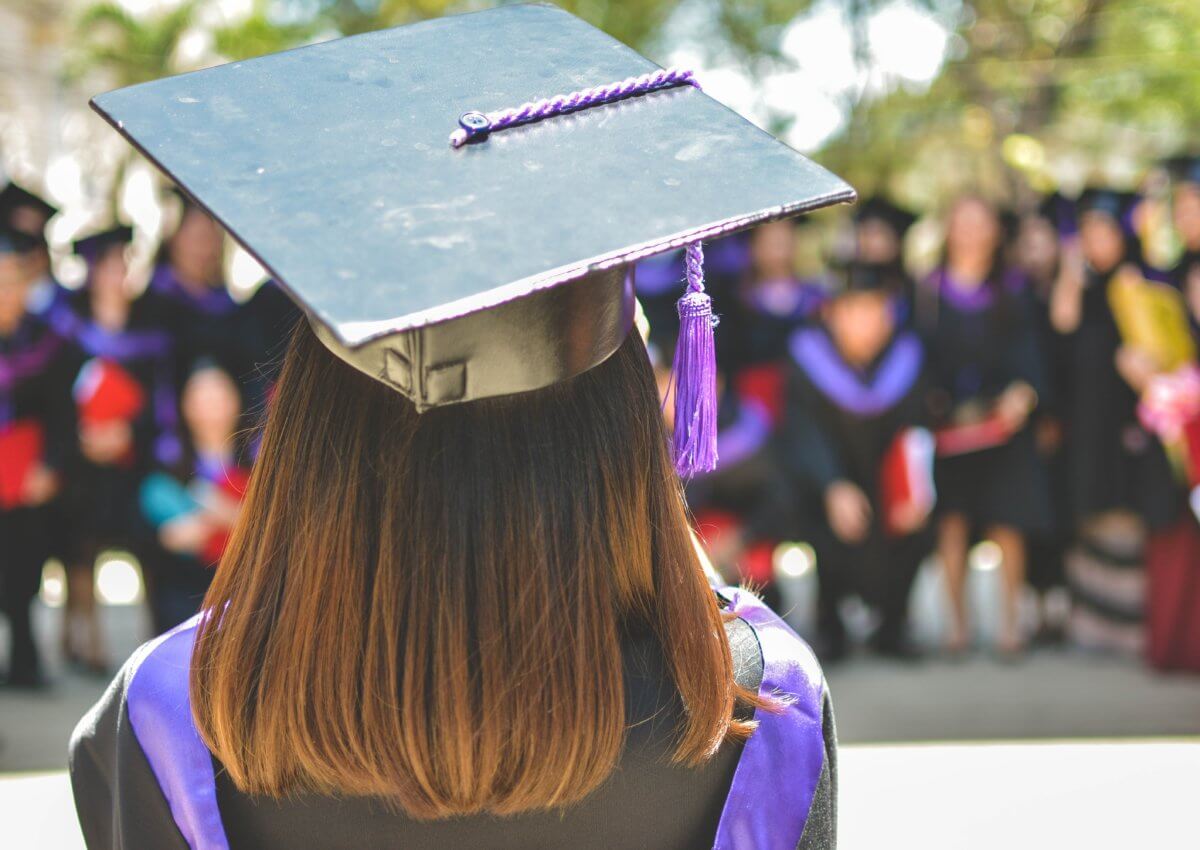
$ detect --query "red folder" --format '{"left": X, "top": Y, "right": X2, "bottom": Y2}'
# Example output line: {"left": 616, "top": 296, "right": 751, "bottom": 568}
{"left": 880, "top": 428, "right": 936, "bottom": 536}
{"left": 74, "top": 358, "right": 145, "bottom": 426}
{"left": 934, "top": 413, "right": 1013, "bottom": 457}
{"left": 0, "top": 420, "right": 45, "bottom": 510}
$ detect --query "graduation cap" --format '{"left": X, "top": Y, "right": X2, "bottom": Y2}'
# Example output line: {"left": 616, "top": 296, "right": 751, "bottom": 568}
{"left": 0, "top": 182, "right": 58, "bottom": 240}
{"left": 89, "top": 4, "right": 853, "bottom": 475}
{"left": 853, "top": 196, "right": 917, "bottom": 236}
{"left": 1166, "top": 155, "right": 1200, "bottom": 188}
{"left": 827, "top": 261, "right": 906, "bottom": 297}
{"left": 0, "top": 225, "right": 41, "bottom": 256}
{"left": 73, "top": 225, "right": 134, "bottom": 264}
{"left": 1077, "top": 187, "right": 1138, "bottom": 226}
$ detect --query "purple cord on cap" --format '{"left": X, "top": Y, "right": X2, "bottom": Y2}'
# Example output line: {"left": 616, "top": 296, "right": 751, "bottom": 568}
{"left": 448, "top": 66, "right": 699, "bottom": 148}
{"left": 448, "top": 66, "right": 718, "bottom": 477}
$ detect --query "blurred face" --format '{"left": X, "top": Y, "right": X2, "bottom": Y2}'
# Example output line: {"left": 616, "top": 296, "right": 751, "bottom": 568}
{"left": 1174, "top": 184, "right": 1200, "bottom": 251}
{"left": 169, "top": 207, "right": 224, "bottom": 286}
{"left": 0, "top": 252, "right": 31, "bottom": 332}
{"left": 182, "top": 367, "right": 242, "bottom": 449}
{"left": 826, "top": 290, "right": 894, "bottom": 366}
{"left": 945, "top": 197, "right": 1000, "bottom": 268}
{"left": 89, "top": 246, "right": 129, "bottom": 303}
{"left": 1016, "top": 216, "right": 1059, "bottom": 282}
{"left": 856, "top": 217, "right": 901, "bottom": 265}
{"left": 7, "top": 206, "right": 50, "bottom": 276}
{"left": 749, "top": 220, "right": 797, "bottom": 278}
{"left": 1079, "top": 212, "right": 1125, "bottom": 273}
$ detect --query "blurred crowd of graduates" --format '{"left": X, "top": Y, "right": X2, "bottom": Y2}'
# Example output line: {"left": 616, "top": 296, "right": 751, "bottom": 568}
{"left": 5, "top": 152, "right": 1200, "bottom": 686}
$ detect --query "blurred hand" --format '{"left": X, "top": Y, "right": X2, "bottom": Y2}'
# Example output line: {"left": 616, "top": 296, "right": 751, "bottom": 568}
{"left": 79, "top": 421, "right": 133, "bottom": 465}
{"left": 1114, "top": 345, "right": 1159, "bottom": 394}
{"left": 160, "top": 514, "right": 212, "bottom": 554}
{"left": 889, "top": 499, "right": 930, "bottom": 537}
{"left": 995, "top": 381, "right": 1037, "bottom": 432}
{"left": 825, "top": 480, "right": 872, "bottom": 544}
{"left": 21, "top": 465, "right": 58, "bottom": 506}
{"left": 1050, "top": 241, "right": 1086, "bottom": 334}
{"left": 1035, "top": 416, "right": 1063, "bottom": 455}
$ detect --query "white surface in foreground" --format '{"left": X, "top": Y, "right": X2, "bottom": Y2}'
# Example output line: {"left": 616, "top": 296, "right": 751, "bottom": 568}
{"left": 5, "top": 739, "right": 1197, "bottom": 849}
{"left": 839, "top": 740, "right": 1199, "bottom": 849}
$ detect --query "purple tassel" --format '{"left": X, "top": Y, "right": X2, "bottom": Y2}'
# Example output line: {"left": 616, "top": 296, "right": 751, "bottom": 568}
{"left": 671, "top": 242, "right": 719, "bottom": 477}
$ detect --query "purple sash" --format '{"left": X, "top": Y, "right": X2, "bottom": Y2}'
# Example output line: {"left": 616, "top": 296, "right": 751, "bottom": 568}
{"left": 126, "top": 615, "right": 229, "bottom": 850}
{"left": 790, "top": 326, "right": 923, "bottom": 416}
{"left": 926, "top": 267, "right": 1026, "bottom": 313}
{"left": 150, "top": 265, "right": 238, "bottom": 316}
{"left": 126, "top": 593, "right": 827, "bottom": 850}
{"left": 713, "top": 588, "right": 827, "bottom": 849}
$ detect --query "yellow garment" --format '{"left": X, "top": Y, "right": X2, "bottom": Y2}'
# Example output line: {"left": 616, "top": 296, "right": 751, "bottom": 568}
{"left": 1108, "top": 267, "right": 1196, "bottom": 371}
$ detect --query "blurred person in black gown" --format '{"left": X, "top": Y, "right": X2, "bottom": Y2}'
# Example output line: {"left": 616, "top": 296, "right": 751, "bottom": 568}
{"left": 920, "top": 196, "right": 1050, "bottom": 657}
{"left": 723, "top": 220, "right": 827, "bottom": 424}
{"left": 1167, "top": 157, "right": 1200, "bottom": 321}
{"left": 783, "top": 262, "right": 933, "bottom": 662}
{"left": 55, "top": 226, "right": 178, "bottom": 673}
{"left": 0, "top": 182, "right": 71, "bottom": 322}
{"left": 151, "top": 190, "right": 298, "bottom": 429}
{"left": 1014, "top": 194, "right": 1075, "bottom": 642}
{"left": 852, "top": 196, "right": 917, "bottom": 317}
{"left": 0, "top": 227, "right": 75, "bottom": 687}
{"left": 680, "top": 374, "right": 794, "bottom": 613}
{"left": 139, "top": 361, "right": 250, "bottom": 631}
{"left": 1049, "top": 189, "right": 1176, "bottom": 653}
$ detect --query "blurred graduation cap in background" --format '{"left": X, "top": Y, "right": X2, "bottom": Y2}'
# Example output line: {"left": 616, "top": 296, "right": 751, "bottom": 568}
{"left": 0, "top": 225, "right": 42, "bottom": 256}
{"left": 90, "top": 3, "right": 853, "bottom": 473}
{"left": 1165, "top": 155, "right": 1200, "bottom": 190}
{"left": 826, "top": 260, "right": 908, "bottom": 297}
{"left": 73, "top": 225, "right": 134, "bottom": 265}
{"left": 0, "top": 182, "right": 58, "bottom": 244}
{"left": 853, "top": 196, "right": 917, "bottom": 237}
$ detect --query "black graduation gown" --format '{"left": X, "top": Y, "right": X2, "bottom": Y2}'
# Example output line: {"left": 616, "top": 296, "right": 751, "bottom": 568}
{"left": 686, "top": 390, "right": 795, "bottom": 542}
{"left": 781, "top": 326, "right": 932, "bottom": 642}
{"left": 1026, "top": 275, "right": 1073, "bottom": 589}
{"left": 148, "top": 264, "right": 251, "bottom": 387}
{"left": 0, "top": 315, "right": 76, "bottom": 681}
{"left": 919, "top": 269, "right": 1052, "bottom": 533}
{"left": 55, "top": 290, "right": 178, "bottom": 560}
{"left": 1064, "top": 266, "right": 1177, "bottom": 527}
{"left": 70, "top": 595, "right": 836, "bottom": 850}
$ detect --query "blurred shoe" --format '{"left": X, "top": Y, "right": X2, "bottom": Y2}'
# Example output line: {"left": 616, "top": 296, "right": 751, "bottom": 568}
{"left": 812, "top": 631, "right": 850, "bottom": 666}
{"left": 869, "top": 631, "right": 924, "bottom": 663}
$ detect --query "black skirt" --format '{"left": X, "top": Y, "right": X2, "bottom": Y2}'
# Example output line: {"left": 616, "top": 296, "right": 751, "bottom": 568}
{"left": 935, "top": 426, "right": 1053, "bottom": 534}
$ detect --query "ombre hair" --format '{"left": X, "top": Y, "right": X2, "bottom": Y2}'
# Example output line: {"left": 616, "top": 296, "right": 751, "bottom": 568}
{"left": 190, "top": 322, "right": 756, "bottom": 819}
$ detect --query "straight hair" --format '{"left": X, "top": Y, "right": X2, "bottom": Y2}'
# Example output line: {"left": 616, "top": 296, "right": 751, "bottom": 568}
{"left": 190, "top": 322, "right": 757, "bottom": 819}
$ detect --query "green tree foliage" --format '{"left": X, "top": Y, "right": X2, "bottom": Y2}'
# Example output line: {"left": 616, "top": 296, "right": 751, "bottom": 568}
{"left": 822, "top": 0, "right": 1200, "bottom": 205}
{"left": 69, "top": 0, "right": 201, "bottom": 85}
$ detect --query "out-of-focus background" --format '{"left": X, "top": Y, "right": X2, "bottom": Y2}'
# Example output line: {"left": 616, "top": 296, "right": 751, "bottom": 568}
{"left": 3, "top": 1, "right": 1200, "bottom": 847}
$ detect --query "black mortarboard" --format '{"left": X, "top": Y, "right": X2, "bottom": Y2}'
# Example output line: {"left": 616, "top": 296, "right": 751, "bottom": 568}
{"left": 0, "top": 182, "right": 58, "bottom": 241}
{"left": 0, "top": 225, "right": 41, "bottom": 256}
{"left": 1166, "top": 156, "right": 1200, "bottom": 188}
{"left": 827, "top": 261, "right": 905, "bottom": 297}
{"left": 90, "top": 4, "right": 852, "bottom": 425}
{"left": 73, "top": 225, "right": 134, "bottom": 264}
{"left": 852, "top": 196, "right": 917, "bottom": 236}
{"left": 1077, "top": 187, "right": 1138, "bottom": 227}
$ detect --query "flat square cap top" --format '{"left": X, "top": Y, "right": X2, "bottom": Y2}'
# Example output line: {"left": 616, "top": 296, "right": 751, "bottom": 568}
{"left": 91, "top": 3, "right": 854, "bottom": 346}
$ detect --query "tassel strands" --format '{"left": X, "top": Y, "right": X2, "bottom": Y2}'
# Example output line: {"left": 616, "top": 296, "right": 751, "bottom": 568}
{"left": 671, "top": 241, "right": 719, "bottom": 478}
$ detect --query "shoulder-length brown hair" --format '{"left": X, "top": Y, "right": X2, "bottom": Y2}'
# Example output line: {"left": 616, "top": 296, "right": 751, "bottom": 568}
{"left": 190, "top": 321, "right": 755, "bottom": 819}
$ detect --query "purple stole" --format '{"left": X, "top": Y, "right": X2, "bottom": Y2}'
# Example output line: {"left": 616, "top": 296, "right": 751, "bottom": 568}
{"left": 125, "top": 591, "right": 827, "bottom": 850}
{"left": 790, "top": 326, "right": 923, "bottom": 416}
{"left": 149, "top": 265, "right": 239, "bottom": 316}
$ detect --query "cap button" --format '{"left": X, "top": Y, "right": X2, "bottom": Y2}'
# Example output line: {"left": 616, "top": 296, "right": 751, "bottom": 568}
{"left": 458, "top": 111, "right": 491, "bottom": 140}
